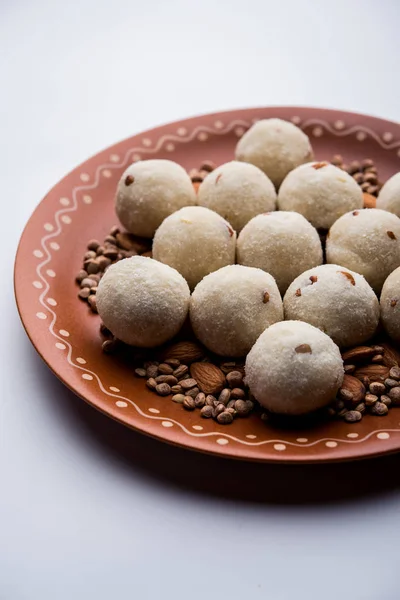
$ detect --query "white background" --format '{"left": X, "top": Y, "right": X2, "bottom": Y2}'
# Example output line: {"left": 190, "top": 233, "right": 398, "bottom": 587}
{"left": 2, "top": 1, "right": 400, "bottom": 598}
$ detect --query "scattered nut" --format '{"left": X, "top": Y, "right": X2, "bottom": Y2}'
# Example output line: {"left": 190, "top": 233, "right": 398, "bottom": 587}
{"left": 183, "top": 396, "right": 196, "bottom": 410}
{"left": 134, "top": 368, "right": 147, "bottom": 377}
{"left": 155, "top": 383, "right": 171, "bottom": 396}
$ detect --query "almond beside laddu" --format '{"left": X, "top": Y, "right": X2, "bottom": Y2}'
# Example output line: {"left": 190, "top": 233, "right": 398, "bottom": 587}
{"left": 162, "top": 341, "right": 205, "bottom": 364}
{"left": 190, "top": 362, "right": 226, "bottom": 395}
{"left": 339, "top": 374, "right": 366, "bottom": 404}
{"left": 342, "top": 346, "right": 376, "bottom": 363}
{"left": 354, "top": 364, "right": 390, "bottom": 383}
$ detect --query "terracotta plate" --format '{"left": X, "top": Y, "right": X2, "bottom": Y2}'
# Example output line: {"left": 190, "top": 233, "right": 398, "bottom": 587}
{"left": 14, "top": 107, "right": 400, "bottom": 463}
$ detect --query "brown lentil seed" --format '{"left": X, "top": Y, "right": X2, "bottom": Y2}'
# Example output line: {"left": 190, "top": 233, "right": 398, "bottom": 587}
{"left": 230, "top": 388, "right": 246, "bottom": 400}
{"left": 156, "top": 383, "right": 171, "bottom": 396}
{"left": 134, "top": 368, "right": 147, "bottom": 377}
{"left": 371, "top": 401, "right": 389, "bottom": 415}
{"left": 205, "top": 395, "right": 216, "bottom": 406}
{"left": 218, "top": 388, "right": 231, "bottom": 405}
{"left": 96, "top": 245, "right": 105, "bottom": 256}
{"left": 146, "top": 378, "right": 157, "bottom": 390}
{"left": 171, "top": 385, "right": 182, "bottom": 394}
{"left": 87, "top": 261, "right": 101, "bottom": 275}
{"left": 173, "top": 365, "right": 189, "bottom": 379}
{"left": 97, "top": 256, "right": 111, "bottom": 270}
{"left": 245, "top": 400, "right": 254, "bottom": 412}
{"left": 90, "top": 286, "right": 98, "bottom": 294}
{"left": 234, "top": 400, "right": 249, "bottom": 416}
{"left": 157, "top": 375, "right": 178, "bottom": 386}
{"left": 78, "top": 288, "right": 91, "bottom": 300}
{"left": 158, "top": 363, "right": 174, "bottom": 375}
{"left": 355, "top": 402, "right": 366, "bottom": 414}
{"left": 81, "top": 277, "right": 97, "bottom": 288}
{"left": 84, "top": 250, "right": 97, "bottom": 260}
{"left": 388, "top": 387, "right": 400, "bottom": 404}
{"left": 337, "top": 408, "right": 348, "bottom": 417}
{"left": 103, "top": 247, "right": 119, "bottom": 260}
{"left": 365, "top": 393, "right": 378, "bottom": 405}
{"left": 109, "top": 226, "right": 120, "bottom": 236}
{"left": 195, "top": 393, "right": 206, "bottom": 408}
{"left": 215, "top": 403, "right": 225, "bottom": 415}
{"left": 183, "top": 396, "right": 196, "bottom": 410}
{"left": 87, "top": 239, "right": 100, "bottom": 251}
{"left": 384, "top": 378, "right": 399, "bottom": 388}
{"left": 76, "top": 269, "right": 88, "bottom": 283}
{"left": 381, "top": 395, "right": 392, "bottom": 406}
{"left": 172, "top": 394, "right": 185, "bottom": 404}
{"left": 164, "top": 358, "right": 180, "bottom": 368}
{"left": 180, "top": 378, "right": 198, "bottom": 390}
{"left": 102, "top": 339, "right": 117, "bottom": 354}
{"left": 185, "top": 387, "right": 200, "bottom": 399}
{"left": 389, "top": 366, "right": 400, "bottom": 380}
{"left": 339, "top": 388, "right": 354, "bottom": 402}
{"left": 369, "top": 382, "right": 386, "bottom": 396}
{"left": 201, "top": 405, "right": 214, "bottom": 418}
{"left": 226, "top": 371, "right": 243, "bottom": 388}
{"left": 334, "top": 398, "right": 345, "bottom": 411}
{"left": 146, "top": 365, "right": 159, "bottom": 379}
{"left": 88, "top": 295, "right": 97, "bottom": 312}
{"left": 217, "top": 411, "right": 234, "bottom": 425}
{"left": 344, "top": 410, "right": 362, "bottom": 423}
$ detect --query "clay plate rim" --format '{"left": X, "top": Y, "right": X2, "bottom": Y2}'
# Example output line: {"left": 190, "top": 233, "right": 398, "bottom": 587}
{"left": 14, "top": 106, "right": 400, "bottom": 463}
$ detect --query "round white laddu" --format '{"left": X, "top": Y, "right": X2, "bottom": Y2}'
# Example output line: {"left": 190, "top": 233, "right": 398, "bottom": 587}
{"left": 283, "top": 264, "right": 379, "bottom": 348}
{"left": 237, "top": 211, "right": 323, "bottom": 294}
{"left": 278, "top": 161, "right": 363, "bottom": 230}
{"left": 235, "top": 118, "right": 313, "bottom": 188}
{"left": 115, "top": 159, "right": 196, "bottom": 238}
{"left": 197, "top": 160, "right": 276, "bottom": 232}
{"left": 96, "top": 256, "right": 190, "bottom": 347}
{"left": 190, "top": 264, "right": 283, "bottom": 357}
{"left": 326, "top": 208, "right": 400, "bottom": 293}
{"left": 376, "top": 172, "right": 400, "bottom": 217}
{"left": 380, "top": 266, "right": 400, "bottom": 342}
{"left": 152, "top": 206, "right": 236, "bottom": 290}
{"left": 245, "top": 320, "right": 344, "bottom": 416}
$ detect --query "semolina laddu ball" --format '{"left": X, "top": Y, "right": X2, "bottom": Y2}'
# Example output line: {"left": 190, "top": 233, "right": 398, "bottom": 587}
{"left": 115, "top": 159, "right": 196, "bottom": 238}
{"left": 235, "top": 118, "right": 314, "bottom": 188}
{"left": 245, "top": 320, "right": 344, "bottom": 416}
{"left": 326, "top": 208, "right": 400, "bottom": 293}
{"left": 376, "top": 172, "right": 400, "bottom": 217}
{"left": 152, "top": 206, "right": 236, "bottom": 290}
{"left": 380, "top": 266, "right": 400, "bottom": 342}
{"left": 197, "top": 160, "right": 276, "bottom": 232}
{"left": 96, "top": 256, "right": 190, "bottom": 347}
{"left": 278, "top": 161, "right": 363, "bottom": 229}
{"left": 283, "top": 264, "right": 379, "bottom": 348}
{"left": 190, "top": 265, "right": 283, "bottom": 357}
{"left": 237, "top": 211, "right": 323, "bottom": 294}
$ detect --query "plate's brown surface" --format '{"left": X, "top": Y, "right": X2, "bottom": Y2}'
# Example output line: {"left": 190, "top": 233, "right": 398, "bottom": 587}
{"left": 14, "top": 106, "right": 400, "bottom": 463}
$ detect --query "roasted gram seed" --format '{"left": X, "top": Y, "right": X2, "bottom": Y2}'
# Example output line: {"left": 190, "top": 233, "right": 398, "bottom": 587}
{"left": 217, "top": 411, "right": 234, "bottom": 424}
{"left": 134, "top": 368, "right": 147, "bottom": 377}
{"left": 344, "top": 410, "right": 362, "bottom": 423}
{"left": 370, "top": 401, "right": 389, "bottom": 415}
{"left": 201, "top": 405, "right": 214, "bottom": 418}
{"left": 183, "top": 396, "right": 196, "bottom": 410}
{"left": 156, "top": 383, "right": 171, "bottom": 396}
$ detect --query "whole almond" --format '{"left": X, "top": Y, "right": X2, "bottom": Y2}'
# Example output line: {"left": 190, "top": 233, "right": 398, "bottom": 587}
{"left": 354, "top": 364, "right": 390, "bottom": 383}
{"left": 341, "top": 346, "right": 376, "bottom": 363}
{"left": 380, "top": 343, "right": 400, "bottom": 368}
{"left": 340, "top": 374, "right": 366, "bottom": 404}
{"left": 190, "top": 362, "right": 226, "bottom": 395}
{"left": 162, "top": 341, "right": 205, "bottom": 364}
